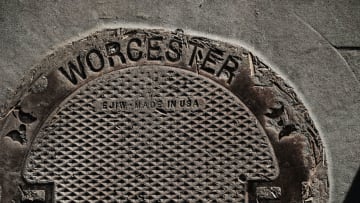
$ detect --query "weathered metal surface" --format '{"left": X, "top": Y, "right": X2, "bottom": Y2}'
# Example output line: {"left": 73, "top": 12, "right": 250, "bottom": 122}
{"left": 0, "top": 29, "right": 328, "bottom": 202}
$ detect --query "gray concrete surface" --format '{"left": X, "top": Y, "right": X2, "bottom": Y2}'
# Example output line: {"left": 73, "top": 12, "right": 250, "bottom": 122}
{"left": 0, "top": 0, "right": 359, "bottom": 202}
{"left": 291, "top": 0, "right": 360, "bottom": 47}
{"left": 340, "top": 50, "right": 360, "bottom": 81}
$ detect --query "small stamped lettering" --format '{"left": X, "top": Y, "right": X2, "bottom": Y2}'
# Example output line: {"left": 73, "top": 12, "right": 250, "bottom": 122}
{"left": 95, "top": 97, "right": 205, "bottom": 112}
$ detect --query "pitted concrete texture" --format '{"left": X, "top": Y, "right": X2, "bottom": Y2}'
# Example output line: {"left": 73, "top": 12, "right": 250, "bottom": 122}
{"left": 0, "top": 1, "right": 359, "bottom": 202}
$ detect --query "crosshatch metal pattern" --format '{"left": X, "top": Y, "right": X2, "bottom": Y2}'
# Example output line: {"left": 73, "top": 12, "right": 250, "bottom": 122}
{"left": 23, "top": 66, "right": 278, "bottom": 202}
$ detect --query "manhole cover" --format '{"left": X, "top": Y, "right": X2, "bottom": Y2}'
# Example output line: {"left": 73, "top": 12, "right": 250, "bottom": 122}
{"left": 0, "top": 29, "right": 328, "bottom": 203}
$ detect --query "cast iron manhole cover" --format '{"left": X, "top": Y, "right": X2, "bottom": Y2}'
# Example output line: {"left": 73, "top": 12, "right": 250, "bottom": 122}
{"left": 0, "top": 29, "right": 328, "bottom": 203}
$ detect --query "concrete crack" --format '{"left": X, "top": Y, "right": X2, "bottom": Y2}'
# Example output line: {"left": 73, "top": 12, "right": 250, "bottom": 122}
{"left": 293, "top": 13, "right": 360, "bottom": 86}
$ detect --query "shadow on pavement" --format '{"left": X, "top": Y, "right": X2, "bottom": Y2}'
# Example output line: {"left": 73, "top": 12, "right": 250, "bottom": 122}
{"left": 344, "top": 166, "right": 360, "bottom": 202}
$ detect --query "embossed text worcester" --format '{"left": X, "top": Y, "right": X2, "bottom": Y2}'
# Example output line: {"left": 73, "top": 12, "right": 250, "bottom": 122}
{"left": 57, "top": 35, "right": 241, "bottom": 85}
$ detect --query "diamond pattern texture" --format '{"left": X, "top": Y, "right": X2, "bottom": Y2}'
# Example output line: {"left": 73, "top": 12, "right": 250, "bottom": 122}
{"left": 24, "top": 66, "right": 278, "bottom": 202}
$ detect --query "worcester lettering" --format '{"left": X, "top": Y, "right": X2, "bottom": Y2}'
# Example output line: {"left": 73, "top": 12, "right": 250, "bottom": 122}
{"left": 200, "top": 48, "right": 225, "bottom": 75}
{"left": 127, "top": 38, "right": 143, "bottom": 61}
{"left": 147, "top": 36, "right": 163, "bottom": 61}
{"left": 188, "top": 41, "right": 240, "bottom": 83}
{"left": 106, "top": 42, "right": 126, "bottom": 67}
{"left": 86, "top": 49, "right": 105, "bottom": 72}
{"left": 58, "top": 56, "right": 87, "bottom": 85}
{"left": 57, "top": 36, "right": 241, "bottom": 85}
{"left": 165, "top": 39, "right": 182, "bottom": 62}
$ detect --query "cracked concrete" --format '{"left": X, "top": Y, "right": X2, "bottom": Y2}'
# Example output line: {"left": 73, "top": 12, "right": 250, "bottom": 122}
{"left": 339, "top": 49, "right": 360, "bottom": 83}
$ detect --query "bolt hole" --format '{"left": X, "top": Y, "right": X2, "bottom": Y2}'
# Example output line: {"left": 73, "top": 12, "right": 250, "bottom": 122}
{"left": 239, "top": 174, "right": 247, "bottom": 182}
